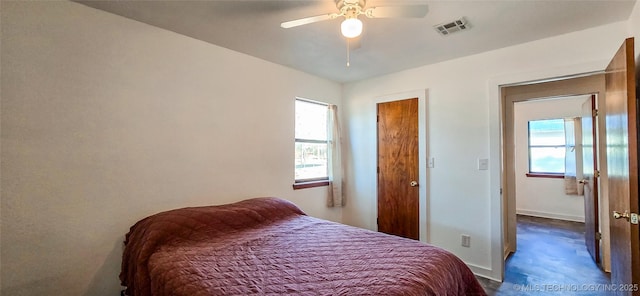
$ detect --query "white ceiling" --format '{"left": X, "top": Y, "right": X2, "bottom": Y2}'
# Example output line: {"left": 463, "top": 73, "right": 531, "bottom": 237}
{"left": 77, "top": 0, "right": 637, "bottom": 83}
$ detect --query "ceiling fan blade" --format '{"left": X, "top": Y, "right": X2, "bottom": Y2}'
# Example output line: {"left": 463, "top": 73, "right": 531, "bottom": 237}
{"left": 368, "top": 5, "right": 428, "bottom": 18}
{"left": 281, "top": 14, "right": 333, "bottom": 29}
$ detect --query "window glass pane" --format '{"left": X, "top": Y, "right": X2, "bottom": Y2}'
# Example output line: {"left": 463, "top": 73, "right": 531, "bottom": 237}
{"left": 295, "top": 142, "right": 328, "bottom": 180}
{"left": 530, "top": 147, "right": 565, "bottom": 173}
{"left": 529, "top": 119, "right": 565, "bottom": 146}
{"left": 295, "top": 100, "right": 327, "bottom": 141}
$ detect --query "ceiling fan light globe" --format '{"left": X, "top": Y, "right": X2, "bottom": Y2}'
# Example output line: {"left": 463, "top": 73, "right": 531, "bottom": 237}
{"left": 341, "top": 18, "right": 363, "bottom": 38}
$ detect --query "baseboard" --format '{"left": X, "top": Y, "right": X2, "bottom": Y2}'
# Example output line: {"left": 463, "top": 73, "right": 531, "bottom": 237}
{"left": 504, "top": 242, "right": 514, "bottom": 260}
{"left": 467, "top": 263, "right": 502, "bottom": 282}
{"left": 516, "top": 209, "right": 584, "bottom": 222}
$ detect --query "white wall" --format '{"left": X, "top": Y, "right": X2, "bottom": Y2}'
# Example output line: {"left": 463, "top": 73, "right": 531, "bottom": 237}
{"left": 0, "top": 2, "right": 342, "bottom": 295}
{"left": 343, "top": 21, "right": 629, "bottom": 280}
{"left": 631, "top": 0, "right": 640, "bottom": 71}
{"left": 514, "top": 96, "right": 589, "bottom": 222}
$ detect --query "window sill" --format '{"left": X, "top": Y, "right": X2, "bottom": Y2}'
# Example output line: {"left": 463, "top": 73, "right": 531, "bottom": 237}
{"left": 293, "top": 180, "right": 330, "bottom": 190}
{"left": 525, "top": 173, "right": 564, "bottom": 179}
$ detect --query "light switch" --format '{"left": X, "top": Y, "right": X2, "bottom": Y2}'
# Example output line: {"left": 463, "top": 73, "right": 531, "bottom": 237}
{"left": 478, "top": 158, "right": 489, "bottom": 170}
{"left": 427, "top": 157, "right": 435, "bottom": 168}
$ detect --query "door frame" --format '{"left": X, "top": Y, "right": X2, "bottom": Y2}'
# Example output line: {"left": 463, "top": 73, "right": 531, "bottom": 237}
{"left": 501, "top": 76, "right": 611, "bottom": 280}
{"left": 488, "top": 60, "right": 609, "bottom": 281}
{"left": 502, "top": 74, "right": 606, "bottom": 253}
{"left": 372, "top": 89, "right": 429, "bottom": 242}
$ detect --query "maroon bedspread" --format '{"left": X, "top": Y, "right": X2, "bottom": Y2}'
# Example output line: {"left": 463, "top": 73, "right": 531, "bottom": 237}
{"left": 120, "top": 197, "right": 486, "bottom": 296}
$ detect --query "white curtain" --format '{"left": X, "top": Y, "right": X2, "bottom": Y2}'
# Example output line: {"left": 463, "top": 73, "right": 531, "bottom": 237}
{"left": 327, "top": 104, "right": 345, "bottom": 207}
{"left": 564, "top": 117, "right": 583, "bottom": 195}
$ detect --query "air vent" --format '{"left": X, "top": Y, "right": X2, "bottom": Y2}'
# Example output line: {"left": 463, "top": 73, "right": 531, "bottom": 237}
{"left": 434, "top": 17, "right": 469, "bottom": 36}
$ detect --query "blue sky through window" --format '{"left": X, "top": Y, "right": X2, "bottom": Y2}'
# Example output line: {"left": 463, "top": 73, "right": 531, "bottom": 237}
{"left": 528, "top": 119, "right": 565, "bottom": 174}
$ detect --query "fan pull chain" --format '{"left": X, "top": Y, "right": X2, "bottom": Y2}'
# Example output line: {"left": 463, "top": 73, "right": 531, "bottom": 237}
{"left": 346, "top": 38, "right": 351, "bottom": 67}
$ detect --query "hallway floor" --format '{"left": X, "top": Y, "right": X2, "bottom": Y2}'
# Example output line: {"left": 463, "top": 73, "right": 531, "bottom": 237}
{"left": 477, "top": 215, "right": 610, "bottom": 295}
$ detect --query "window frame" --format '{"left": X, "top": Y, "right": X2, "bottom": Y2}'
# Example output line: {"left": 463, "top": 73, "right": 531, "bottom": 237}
{"left": 526, "top": 118, "right": 566, "bottom": 178}
{"left": 293, "top": 98, "right": 330, "bottom": 189}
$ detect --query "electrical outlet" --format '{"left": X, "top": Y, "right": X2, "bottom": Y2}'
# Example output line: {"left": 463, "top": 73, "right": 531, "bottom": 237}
{"left": 461, "top": 235, "right": 471, "bottom": 248}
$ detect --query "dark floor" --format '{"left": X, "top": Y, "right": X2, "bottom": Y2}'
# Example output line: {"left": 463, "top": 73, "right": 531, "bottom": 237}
{"left": 477, "top": 215, "right": 610, "bottom": 295}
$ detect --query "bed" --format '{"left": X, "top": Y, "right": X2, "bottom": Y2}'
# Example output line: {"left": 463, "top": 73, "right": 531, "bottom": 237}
{"left": 120, "top": 197, "right": 486, "bottom": 296}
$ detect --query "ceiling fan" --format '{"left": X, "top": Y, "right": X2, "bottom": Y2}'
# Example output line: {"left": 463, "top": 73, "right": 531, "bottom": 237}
{"left": 280, "top": 0, "right": 429, "bottom": 39}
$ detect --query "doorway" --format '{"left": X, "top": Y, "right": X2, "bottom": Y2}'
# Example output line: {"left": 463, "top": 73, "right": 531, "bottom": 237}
{"left": 499, "top": 38, "right": 639, "bottom": 289}
{"left": 501, "top": 74, "right": 611, "bottom": 271}
{"left": 511, "top": 95, "right": 603, "bottom": 267}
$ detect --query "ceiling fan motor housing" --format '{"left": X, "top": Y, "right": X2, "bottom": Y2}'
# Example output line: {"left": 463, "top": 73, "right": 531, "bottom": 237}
{"left": 336, "top": 0, "right": 366, "bottom": 9}
{"left": 336, "top": 0, "right": 367, "bottom": 17}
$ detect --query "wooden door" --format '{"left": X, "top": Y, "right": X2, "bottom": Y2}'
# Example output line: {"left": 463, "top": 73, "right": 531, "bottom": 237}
{"left": 377, "top": 98, "right": 419, "bottom": 240}
{"left": 605, "top": 37, "right": 639, "bottom": 294}
{"left": 581, "top": 95, "right": 600, "bottom": 265}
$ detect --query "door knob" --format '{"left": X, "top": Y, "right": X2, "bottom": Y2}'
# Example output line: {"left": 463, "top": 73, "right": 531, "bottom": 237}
{"left": 613, "top": 211, "right": 630, "bottom": 221}
{"left": 410, "top": 181, "right": 419, "bottom": 187}
{"left": 578, "top": 179, "right": 588, "bottom": 184}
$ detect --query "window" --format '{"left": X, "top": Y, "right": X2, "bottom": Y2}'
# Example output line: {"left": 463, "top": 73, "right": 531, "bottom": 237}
{"left": 528, "top": 119, "right": 566, "bottom": 176}
{"left": 295, "top": 99, "right": 329, "bottom": 184}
